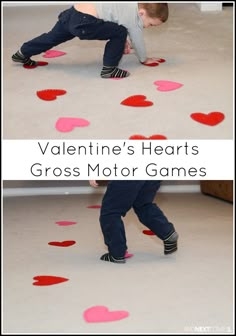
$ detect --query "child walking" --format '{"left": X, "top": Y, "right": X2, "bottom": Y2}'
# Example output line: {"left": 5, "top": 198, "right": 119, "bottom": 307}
{"left": 12, "top": 3, "right": 169, "bottom": 78}
{"left": 89, "top": 180, "right": 178, "bottom": 263}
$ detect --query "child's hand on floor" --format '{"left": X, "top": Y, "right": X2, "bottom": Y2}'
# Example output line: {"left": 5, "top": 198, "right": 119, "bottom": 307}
{"left": 89, "top": 180, "right": 99, "bottom": 188}
{"left": 124, "top": 40, "right": 132, "bottom": 54}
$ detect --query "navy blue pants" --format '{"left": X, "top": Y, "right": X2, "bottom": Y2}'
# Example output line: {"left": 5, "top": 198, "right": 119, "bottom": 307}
{"left": 20, "top": 6, "right": 128, "bottom": 66}
{"left": 100, "top": 181, "right": 176, "bottom": 258}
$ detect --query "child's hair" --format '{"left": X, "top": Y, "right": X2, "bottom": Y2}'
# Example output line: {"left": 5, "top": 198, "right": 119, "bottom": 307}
{"left": 138, "top": 3, "right": 169, "bottom": 22}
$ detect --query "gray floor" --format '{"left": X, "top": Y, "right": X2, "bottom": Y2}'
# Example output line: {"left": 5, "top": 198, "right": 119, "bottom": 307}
{"left": 2, "top": 3, "right": 233, "bottom": 139}
{"left": 2, "top": 192, "right": 234, "bottom": 334}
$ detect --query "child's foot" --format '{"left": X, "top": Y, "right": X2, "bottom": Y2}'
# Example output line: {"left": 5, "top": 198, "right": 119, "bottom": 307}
{"left": 164, "top": 231, "right": 178, "bottom": 255}
{"left": 100, "top": 253, "right": 126, "bottom": 263}
{"left": 101, "top": 66, "right": 130, "bottom": 78}
{"left": 12, "top": 50, "right": 37, "bottom": 67}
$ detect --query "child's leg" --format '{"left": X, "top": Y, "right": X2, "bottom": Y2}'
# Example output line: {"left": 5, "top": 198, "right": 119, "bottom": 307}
{"left": 12, "top": 9, "right": 75, "bottom": 66}
{"left": 99, "top": 181, "right": 145, "bottom": 262}
{"left": 70, "top": 13, "right": 129, "bottom": 78}
{"left": 133, "top": 181, "right": 178, "bottom": 254}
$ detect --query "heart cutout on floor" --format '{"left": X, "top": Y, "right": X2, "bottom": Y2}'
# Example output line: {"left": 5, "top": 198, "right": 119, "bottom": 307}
{"left": 33, "top": 275, "right": 69, "bottom": 286}
{"left": 129, "top": 134, "right": 167, "bottom": 140}
{"left": 121, "top": 95, "right": 153, "bottom": 107}
{"left": 143, "top": 230, "right": 155, "bottom": 236}
{"left": 23, "top": 61, "right": 48, "bottom": 69}
{"left": 190, "top": 112, "right": 225, "bottom": 126}
{"left": 55, "top": 117, "right": 90, "bottom": 132}
{"left": 36, "top": 89, "right": 67, "bottom": 101}
{"left": 153, "top": 80, "right": 183, "bottom": 92}
{"left": 55, "top": 221, "right": 77, "bottom": 226}
{"left": 43, "top": 50, "right": 67, "bottom": 58}
{"left": 125, "top": 251, "right": 134, "bottom": 258}
{"left": 48, "top": 240, "right": 76, "bottom": 247}
{"left": 83, "top": 306, "right": 129, "bottom": 323}
{"left": 143, "top": 62, "right": 159, "bottom": 67}
{"left": 87, "top": 205, "right": 101, "bottom": 209}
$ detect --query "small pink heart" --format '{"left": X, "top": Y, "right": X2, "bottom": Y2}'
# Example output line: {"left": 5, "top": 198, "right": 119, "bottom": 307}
{"left": 55, "top": 221, "right": 77, "bottom": 226}
{"left": 153, "top": 80, "right": 183, "bottom": 92}
{"left": 83, "top": 306, "right": 129, "bottom": 323}
{"left": 43, "top": 50, "right": 67, "bottom": 58}
{"left": 55, "top": 117, "right": 90, "bottom": 132}
{"left": 125, "top": 251, "right": 134, "bottom": 258}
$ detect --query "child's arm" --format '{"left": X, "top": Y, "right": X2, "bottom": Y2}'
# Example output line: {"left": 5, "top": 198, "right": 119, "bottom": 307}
{"left": 89, "top": 180, "right": 99, "bottom": 188}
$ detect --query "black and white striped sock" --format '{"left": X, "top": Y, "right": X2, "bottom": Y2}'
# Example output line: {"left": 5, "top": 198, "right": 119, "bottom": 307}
{"left": 101, "top": 66, "right": 130, "bottom": 78}
{"left": 100, "top": 253, "right": 126, "bottom": 263}
{"left": 12, "top": 50, "right": 37, "bottom": 66}
{"left": 164, "top": 231, "right": 178, "bottom": 255}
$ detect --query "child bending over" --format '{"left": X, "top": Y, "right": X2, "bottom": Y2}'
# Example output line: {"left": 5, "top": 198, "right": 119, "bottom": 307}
{"left": 12, "top": 3, "right": 168, "bottom": 78}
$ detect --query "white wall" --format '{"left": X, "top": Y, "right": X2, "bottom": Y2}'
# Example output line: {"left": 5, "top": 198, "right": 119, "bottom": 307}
{"left": 2, "top": 2, "right": 224, "bottom": 11}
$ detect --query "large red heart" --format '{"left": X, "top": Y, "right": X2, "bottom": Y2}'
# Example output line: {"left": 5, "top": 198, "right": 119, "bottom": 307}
{"left": 121, "top": 95, "right": 153, "bottom": 107}
{"left": 143, "top": 230, "right": 155, "bottom": 236}
{"left": 83, "top": 306, "right": 129, "bottom": 323}
{"left": 33, "top": 275, "right": 69, "bottom": 286}
{"left": 190, "top": 112, "right": 225, "bottom": 126}
{"left": 48, "top": 240, "right": 76, "bottom": 247}
{"left": 36, "top": 89, "right": 67, "bottom": 101}
{"left": 129, "top": 134, "right": 167, "bottom": 140}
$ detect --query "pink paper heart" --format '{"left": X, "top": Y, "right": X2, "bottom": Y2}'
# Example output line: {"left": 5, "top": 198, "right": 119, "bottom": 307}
{"left": 125, "top": 251, "right": 134, "bottom": 258}
{"left": 43, "top": 50, "right": 67, "bottom": 58}
{"left": 153, "top": 80, "right": 183, "bottom": 92}
{"left": 83, "top": 306, "right": 129, "bottom": 323}
{"left": 55, "top": 221, "right": 77, "bottom": 226}
{"left": 55, "top": 117, "right": 90, "bottom": 132}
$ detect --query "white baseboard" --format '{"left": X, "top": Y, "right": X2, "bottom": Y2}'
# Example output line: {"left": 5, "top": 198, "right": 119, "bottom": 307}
{"left": 195, "top": 2, "right": 223, "bottom": 11}
{"left": 3, "top": 184, "right": 201, "bottom": 197}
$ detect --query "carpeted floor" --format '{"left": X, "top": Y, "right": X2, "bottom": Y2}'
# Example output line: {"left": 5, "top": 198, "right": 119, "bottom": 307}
{"left": 2, "top": 3, "right": 233, "bottom": 140}
{"left": 2, "top": 192, "right": 234, "bottom": 334}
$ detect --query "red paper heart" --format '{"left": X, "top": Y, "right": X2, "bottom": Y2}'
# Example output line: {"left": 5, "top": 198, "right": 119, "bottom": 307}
{"left": 143, "top": 62, "right": 159, "bottom": 67}
{"left": 36, "top": 89, "right": 67, "bottom": 101}
{"left": 157, "top": 58, "right": 166, "bottom": 63}
{"left": 48, "top": 240, "right": 76, "bottom": 247}
{"left": 33, "top": 275, "right": 69, "bottom": 286}
{"left": 121, "top": 95, "right": 153, "bottom": 107}
{"left": 23, "top": 61, "right": 48, "bottom": 69}
{"left": 190, "top": 112, "right": 225, "bottom": 126}
{"left": 129, "top": 134, "right": 167, "bottom": 140}
{"left": 143, "top": 230, "right": 155, "bottom": 236}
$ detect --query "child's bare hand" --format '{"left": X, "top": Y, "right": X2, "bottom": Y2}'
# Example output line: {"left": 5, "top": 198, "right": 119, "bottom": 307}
{"left": 89, "top": 180, "right": 99, "bottom": 188}
{"left": 124, "top": 40, "right": 132, "bottom": 54}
